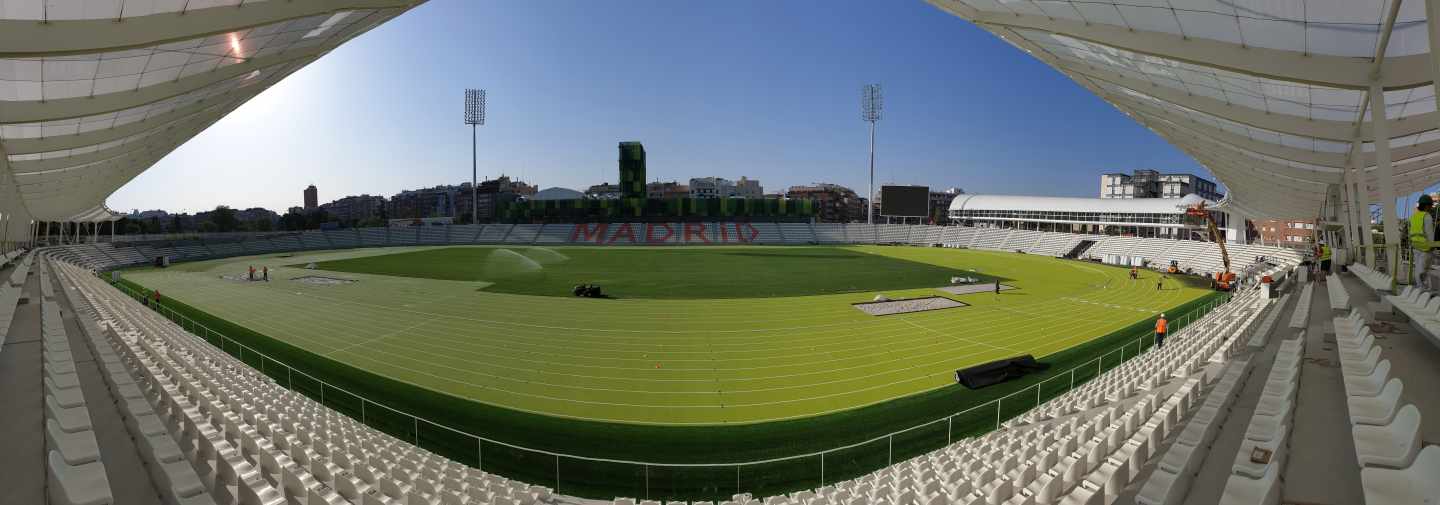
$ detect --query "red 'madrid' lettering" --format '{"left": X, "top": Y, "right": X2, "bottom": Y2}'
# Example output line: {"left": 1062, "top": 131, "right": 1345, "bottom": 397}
{"left": 684, "top": 223, "right": 710, "bottom": 243}
{"left": 646, "top": 223, "right": 674, "bottom": 243}
{"left": 719, "top": 223, "right": 731, "bottom": 243}
{"left": 608, "top": 223, "right": 638, "bottom": 244}
{"left": 571, "top": 223, "right": 609, "bottom": 243}
{"left": 739, "top": 223, "right": 758, "bottom": 243}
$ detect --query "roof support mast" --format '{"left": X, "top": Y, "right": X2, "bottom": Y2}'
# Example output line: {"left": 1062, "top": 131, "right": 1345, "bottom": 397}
{"left": 1347, "top": 0, "right": 1406, "bottom": 270}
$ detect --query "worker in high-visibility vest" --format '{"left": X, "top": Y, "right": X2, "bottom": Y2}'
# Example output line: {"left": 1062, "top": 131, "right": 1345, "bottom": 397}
{"left": 1409, "top": 194, "right": 1436, "bottom": 290}
{"left": 1318, "top": 241, "right": 1332, "bottom": 281}
{"left": 1154, "top": 313, "right": 1168, "bottom": 348}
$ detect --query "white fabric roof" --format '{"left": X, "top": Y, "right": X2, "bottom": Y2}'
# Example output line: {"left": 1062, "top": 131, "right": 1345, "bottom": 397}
{"left": 949, "top": 193, "right": 1210, "bottom": 214}
{"left": 0, "top": 0, "right": 424, "bottom": 240}
{"left": 927, "top": 0, "right": 1440, "bottom": 220}
{"left": 531, "top": 187, "right": 586, "bottom": 201}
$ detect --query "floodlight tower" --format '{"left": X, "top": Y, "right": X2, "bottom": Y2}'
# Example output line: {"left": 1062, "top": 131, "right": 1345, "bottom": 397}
{"left": 861, "top": 84, "right": 883, "bottom": 225}
{"left": 464, "top": 89, "right": 487, "bottom": 225}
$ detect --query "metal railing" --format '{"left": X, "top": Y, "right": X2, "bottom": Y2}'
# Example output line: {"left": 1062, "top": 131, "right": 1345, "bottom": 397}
{"left": 109, "top": 278, "right": 1229, "bottom": 501}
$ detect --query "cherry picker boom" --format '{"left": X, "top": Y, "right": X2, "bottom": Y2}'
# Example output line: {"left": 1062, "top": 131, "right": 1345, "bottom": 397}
{"left": 1185, "top": 201, "right": 1236, "bottom": 291}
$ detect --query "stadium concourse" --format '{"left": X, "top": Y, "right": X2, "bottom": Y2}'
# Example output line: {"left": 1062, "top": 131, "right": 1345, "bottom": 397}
{"left": 0, "top": 222, "right": 1430, "bottom": 505}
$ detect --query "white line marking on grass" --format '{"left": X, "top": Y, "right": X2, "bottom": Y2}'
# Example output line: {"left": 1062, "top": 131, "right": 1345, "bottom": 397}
{"left": 323, "top": 320, "right": 432, "bottom": 357}
{"left": 899, "top": 319, "right": 1022, "bottom": 354}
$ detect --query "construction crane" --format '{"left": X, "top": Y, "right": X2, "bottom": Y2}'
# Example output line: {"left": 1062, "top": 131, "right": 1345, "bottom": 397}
{"left": 1185, "top": 201, "right": 1236, "bottom": 291}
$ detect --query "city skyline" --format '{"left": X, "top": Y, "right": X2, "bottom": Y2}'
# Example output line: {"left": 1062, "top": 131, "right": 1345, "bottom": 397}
{"left": 104, "top": 0, "right": 1212, "bottom": 215}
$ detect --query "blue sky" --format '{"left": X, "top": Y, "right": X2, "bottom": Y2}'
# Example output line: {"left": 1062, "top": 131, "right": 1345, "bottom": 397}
{"left": 108, "top": 0, "right": 1211, "bottom": 214}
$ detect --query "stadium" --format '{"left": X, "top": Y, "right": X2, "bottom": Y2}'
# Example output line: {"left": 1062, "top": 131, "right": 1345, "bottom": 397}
{"left": 1, "top": 2, "right": 1438, "bottom": 505}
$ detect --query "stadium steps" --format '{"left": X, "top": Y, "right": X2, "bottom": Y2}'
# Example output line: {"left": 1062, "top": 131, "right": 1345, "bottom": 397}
{"left": 2, "top": 262, "right": 50, "bottom": 505}
{"left": 327, "top": 229, "right": 361, "bottom": 249}
{"left": 813, "top": 223, "right": 847, "bottom": 244}
{"left": 358, "top": 227, "right": 389, "bottom": 247}
{"left": 845, "top": 223, "right": 875, "bottom": 244}
{"left": 299, "top": 231, "right": 331, "bottom": 250}
{"left": 445, "top": 224, "right": 483, "bottom": 244}
{"left": 274, "top": 233, "right": 312, "bottom": 251}
{"left": 534, "top": 224, "right": 575, "bottom": 244}
{"left": 108, "top": 245, "right": 148, "bottom": 266}
{"left": 943, "top": 226, "right": 974, "bottom": 248}
{"left": 391, "top": 226, "right": 420, "bottom": 246}
{"left": 969, "top": 228, "right": 1008, "bottom": 250}
{"left": 777, "top": 223, "right": 814, "bottom": 244}
{"left": 90, "top": 243, "right": 121, "bottom": 266}
{"left": 477, "top": 224, "right": 513, "bottom": 243}
{"left": 876, "top": 224, "right": 908, "bottom": 243}
{"left": 1028, "top": 233, "right": 1076, "bottom": 256}
{"left": 912, "top": 225, "right": 944, "bottom": 246}
{"left": 505, "top": 224, "right": 544, "bottom": 244}
{"left": 937, "top": 225, "right": 963, "bottom": 246}
{"left": 419, "top": 226, "right": 449, "bottom": 245}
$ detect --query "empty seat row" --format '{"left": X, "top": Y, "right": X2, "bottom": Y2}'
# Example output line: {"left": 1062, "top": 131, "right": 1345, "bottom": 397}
{"left": 1327, "top": 275, "right": 1350, "bottom": 311}
{"left": 532, "top": 224, "right": 575, "bottom": 244}
{"left": 1027, "top": 234, "right": 1081, "bottom": 257}
{"left": 1, "top": 247, "right": 26, "bottom": 265}
{"left": 1216, "top": 333, "right": 1304, "bottom": 505}
{"left": 968, "top": 228, "right": 1009, "bottom": 251}
{"left": 40, "top": 264, "right": 116, "bottom": 505}
{"left": 777, "top": 223, "right": 815, "bottom": 244}
{"left": 0, "top": 283, "right": 20, "bottom": 346}
{"left": 1328, "top": 311, "right": 1436, "bottom": 505}
{"left": 1136, "top": 357, "right": 1251, "bottom": 505}
{"left": 1383, "top": 285, "right": 1440, "bottom": 349}
{"left": 720, "top": 290, "right": 1272, "bottom": 505}
{"left": 50, "top": 258, "right": 217, "bottom": 505}
{"left": 1350, "top": 263, "right": 1394, "bottom": 293}
{"left": 1288, "top": 282, "right": 1312, "bottom": 329}
{"left": 50, "top": 259, "right": 556, "bottom": 505}
{"left": 811, "top": 223, "right": 847, "bottom": 243}
{"left": 10, "top": 250, "right": 33, "bottom": 286}
{"left": 1247, "top": 294, "right": 1287, "bottom": 349}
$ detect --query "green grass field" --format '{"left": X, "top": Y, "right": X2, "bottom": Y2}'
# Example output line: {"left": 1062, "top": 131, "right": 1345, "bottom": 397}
{"left": 309, "top": 246, "right": 1001, "bottom": 299}
{"left": 117, "top": 244, "right": 1219, "bottom": 499}
{"left": 123, "top": 245, "right": 1208, "bottom": 425}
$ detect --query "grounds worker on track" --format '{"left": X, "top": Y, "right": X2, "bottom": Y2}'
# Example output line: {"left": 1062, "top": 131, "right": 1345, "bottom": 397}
{"left": 1155, "top": 313, "right": 1168, "bottom": 349}
{"left": 1410, "top": 195, "right": 1437, "bottom": 290}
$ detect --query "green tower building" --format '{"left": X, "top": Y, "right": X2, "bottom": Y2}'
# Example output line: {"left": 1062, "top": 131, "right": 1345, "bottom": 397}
{"left": 618, "top": 141, "right": 646, "bottom": 199}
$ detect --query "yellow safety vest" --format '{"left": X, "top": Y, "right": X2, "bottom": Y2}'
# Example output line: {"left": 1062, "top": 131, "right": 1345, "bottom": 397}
{"left": 1410, "top": 211, "right": 1433, "bottom": 251}
{"left": 1319, "top": 245, "right": 1331, "bottom": 261}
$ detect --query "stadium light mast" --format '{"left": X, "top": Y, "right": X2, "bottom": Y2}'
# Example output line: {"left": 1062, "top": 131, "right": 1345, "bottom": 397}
{"left": 861, "top": 84, "right": 883, "bottom": 225}
{"left": 464, "top": 89, "right": 487, "bottom": 225}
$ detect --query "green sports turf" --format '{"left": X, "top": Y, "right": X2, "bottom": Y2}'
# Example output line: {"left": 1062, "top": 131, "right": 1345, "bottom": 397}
{"left": 122, "top": 245, "right": 1210, "bottom": 425}
{"left": 308, "top": 246, "right": 999, "bottom": 299}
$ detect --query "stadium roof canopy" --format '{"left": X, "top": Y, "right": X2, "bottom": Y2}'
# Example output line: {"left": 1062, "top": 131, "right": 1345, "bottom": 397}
{"left": 927, "top": 0, "right": 1440, "bottom": 223}
{"left": 0, "top": 0, "right": 427, "bottom": 241}
{"left": 949, "top": 193, "right": 1211, "bottom": 214}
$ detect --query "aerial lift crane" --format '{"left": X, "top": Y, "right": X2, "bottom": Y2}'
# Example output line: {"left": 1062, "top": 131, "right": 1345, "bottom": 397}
{"left": 1185, "top": 201, "right": 1236, "bottom": 291}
